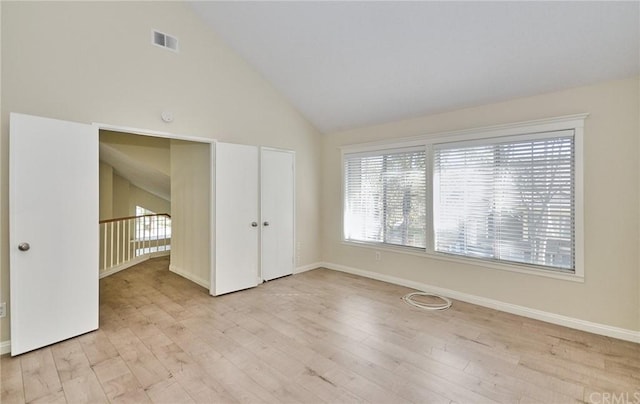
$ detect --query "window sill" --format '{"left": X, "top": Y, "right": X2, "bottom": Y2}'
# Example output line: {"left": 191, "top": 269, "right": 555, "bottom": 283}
{"left": 340, "top": 240, "right": 584, "bottom": 283}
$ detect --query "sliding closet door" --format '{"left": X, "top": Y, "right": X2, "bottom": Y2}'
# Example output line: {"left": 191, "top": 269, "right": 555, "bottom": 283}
{"left": 213, "top": 142, "right": 259, "bottom": 295}
{"left": 261, "top": 148, "right": 295, "bottom": 281}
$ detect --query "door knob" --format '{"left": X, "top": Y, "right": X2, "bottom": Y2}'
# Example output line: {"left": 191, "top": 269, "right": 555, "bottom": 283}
{"left": 263, "top": 221, "right": 270, "bottom": 226}
{"left": 251, "top": 222, "right": 258, "bottom": 227}
{"left": 18, "top": 242, "right": 30, "bottom": 251}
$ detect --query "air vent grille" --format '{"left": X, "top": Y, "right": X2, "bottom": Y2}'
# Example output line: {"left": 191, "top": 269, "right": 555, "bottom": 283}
{"left": 152, "top": 30, "right": 178, "bottom": 52}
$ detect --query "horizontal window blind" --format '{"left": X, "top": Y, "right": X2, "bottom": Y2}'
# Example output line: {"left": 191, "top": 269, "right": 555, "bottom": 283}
{"left": 433, "top": 133, "right": 575, "bottom": 271}
{"left": 344, "top": 148, "right": 426, "bottom": 248}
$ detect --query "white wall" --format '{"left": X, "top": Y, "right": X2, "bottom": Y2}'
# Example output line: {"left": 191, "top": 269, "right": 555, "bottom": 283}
{"left": 322, "top": 77, "right": 640, "bottom": 333}
{"left": 0, "top": 1, "right": 322, "bottom": 343}
{"left": 169, "top": 140, "right": 210, "bottom": 288}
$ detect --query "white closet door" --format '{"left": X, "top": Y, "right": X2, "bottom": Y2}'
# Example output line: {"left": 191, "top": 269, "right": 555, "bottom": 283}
{"left": 261, "top": 148, "right": 295, "bottom": 281}
{"left": 213, "top": 142, "right": 259, "bottom": 295}
{"left": 10, "top": 113, "right": 99, "bottom": 355}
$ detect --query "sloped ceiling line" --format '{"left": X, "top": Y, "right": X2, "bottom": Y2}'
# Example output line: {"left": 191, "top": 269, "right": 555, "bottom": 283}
{"left": 99, "top": 143, "right": 171, "bottom": 202}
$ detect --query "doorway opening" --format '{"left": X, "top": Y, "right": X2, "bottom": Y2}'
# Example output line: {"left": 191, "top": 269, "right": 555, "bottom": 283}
{"left": 98, "top": 129, "right": 212, "bottom": 290}
{"left": 8, "top": 112, "right": 216, "bottom": 356}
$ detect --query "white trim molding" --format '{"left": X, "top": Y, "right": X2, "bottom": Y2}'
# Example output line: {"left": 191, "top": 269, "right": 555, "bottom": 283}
{"left": 169, "top": 265, "right": 210, "bottom": 289}
{"left": 99, "top": 251, "right": 170, "bottom": 279}
{"left": 339, "top": 113, "right": 589, "bottom": 154}
{"left": 0, "top": 340, "right": 11, "bottom": 355}
{"left": 321, "top": 262, "right": 640, "bottom": 344}
{"left": 99, "top": 255, "right": 148, "bottom": 279}
{"left": 94, "top": 122, "right": 215, "bottom": 144}
{"left": 294, "top": 262, "right": 323, "bottom": 274}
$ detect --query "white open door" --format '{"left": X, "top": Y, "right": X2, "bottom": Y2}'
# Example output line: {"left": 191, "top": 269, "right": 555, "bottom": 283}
{"left": 261, "top": 148, "right": 295, "bottom": 281}
{"left": 10, "top": 113, "right": 99, "bottom": 356}
{"left": 213, "top": 142, "right": 259, "bottom": 295}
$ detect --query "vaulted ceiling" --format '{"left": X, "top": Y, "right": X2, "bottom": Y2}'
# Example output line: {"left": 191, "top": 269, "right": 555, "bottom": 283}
{"left": 189, "top": 1, "right": 640, "bottom": 133}
{"left": 100, "top": 131, "right": 171, "bottom": 202}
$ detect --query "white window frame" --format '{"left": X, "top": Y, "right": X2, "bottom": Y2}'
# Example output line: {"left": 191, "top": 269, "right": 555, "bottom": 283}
{"left": 341, "top": 114, "right": 586, "bottom": 281}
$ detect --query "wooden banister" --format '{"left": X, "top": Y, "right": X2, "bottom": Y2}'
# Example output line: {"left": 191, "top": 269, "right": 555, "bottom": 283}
{"left": 99, "top": 213, "right": 172, "bottom": 275}
{"left": 99, "top": 213, "right": 171, "bottom": 224}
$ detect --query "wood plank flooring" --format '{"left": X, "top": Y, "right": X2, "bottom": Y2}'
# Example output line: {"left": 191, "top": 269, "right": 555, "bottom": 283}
{"left": 2, "top": 256, "right": 639, "bottom": 403}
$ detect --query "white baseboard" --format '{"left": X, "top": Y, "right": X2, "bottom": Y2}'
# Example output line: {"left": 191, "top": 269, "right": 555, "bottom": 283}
{"left": 99, "top": 256, "right": 148, "bottom": 279}
{"left": 169, "top": 265, "right": 210, "bottom": 289}
{"left": 149, "top": 251, "right": 171, "bottom": 259}
{"left": 5, "top": 262, "right": 636, "bottom": 355}
{"left": 1, "top": 340, "right": 10, "bottom": 355}
{"left": 294, "top": 262, "right": 323, "bottom": 274}
{"left": 99, "top": 251, "right": 170, "bottom": 279}
{"left": 322, "top": 262, "right": 640, "bottom": 344}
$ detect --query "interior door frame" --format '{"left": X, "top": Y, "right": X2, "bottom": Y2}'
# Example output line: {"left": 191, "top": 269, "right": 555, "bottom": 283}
{"left": 94, "top": 122, "right": 216, "bottom": 295}
{"left": 260, "top": 146, "right": 296, "bottom": 281}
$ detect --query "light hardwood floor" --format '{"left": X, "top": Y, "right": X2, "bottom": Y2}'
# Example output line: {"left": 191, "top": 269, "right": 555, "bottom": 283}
{"left": 1, "top": 256, "right": 639, "bottom": 403}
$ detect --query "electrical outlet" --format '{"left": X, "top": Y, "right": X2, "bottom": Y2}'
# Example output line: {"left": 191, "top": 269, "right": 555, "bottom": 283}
{"left": 375, "top": 251, "right": 381, "bottom": 261}
{"left": 0, "top": 302, "right": 6, "bottom": 318}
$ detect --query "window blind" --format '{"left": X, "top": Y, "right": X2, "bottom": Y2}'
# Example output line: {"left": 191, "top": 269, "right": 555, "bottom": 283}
{"left": 344, "top": 148, "right": 426, "bottom": 248}
{"left": 433, "top": 132, "right": 575, "bottom": 271}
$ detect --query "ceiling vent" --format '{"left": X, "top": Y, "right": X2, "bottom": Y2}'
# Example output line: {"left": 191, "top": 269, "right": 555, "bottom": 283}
{"left": 152, "top": 30, "right": 178, "bottom": 52}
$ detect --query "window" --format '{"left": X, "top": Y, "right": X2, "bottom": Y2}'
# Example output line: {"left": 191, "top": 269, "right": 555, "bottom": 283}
{"left": 342, "top": 114, "right": 585, "bottom": 277}
{"left": 433, "top": 132, "right": 574, "bottom": 270}
{"left": 344, "top": 148, "right": 426, "bottom": 248}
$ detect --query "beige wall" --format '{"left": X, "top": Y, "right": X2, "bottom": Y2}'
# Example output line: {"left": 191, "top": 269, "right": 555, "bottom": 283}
{"left": 130, "top": 185, "right": 171, "bottom": 216}
{"left": 99, "top": 162, "right": 171, "bottom": 221}
{"left": 112, "top": 174, "right": 131, "bottom": 219}
{"left": 169, "top": 140, "right": 210, "bottom": 287}
{"left": 99, "top": 162, "right": 114, "bottom": 220}
{"left": 0, "top": 1, "right": 322, "bottom": 343}
{"left": 101, "top": 131, "right": 171, "bottom": 176}
{"left": 322, "top": 77, "right": 640, "bottom": 332}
